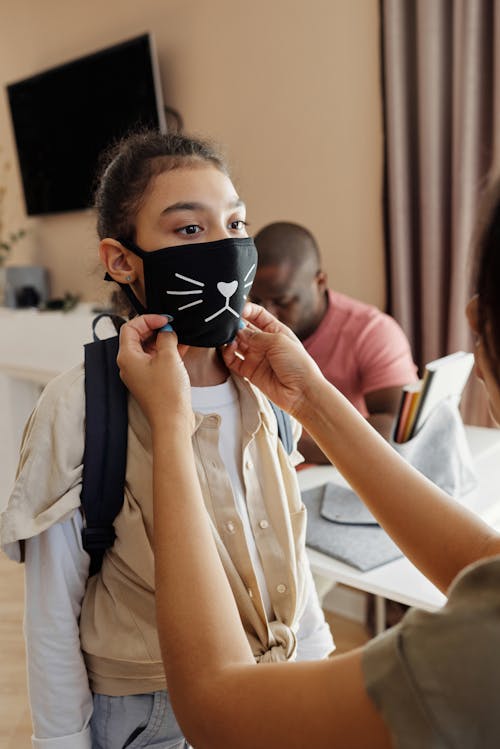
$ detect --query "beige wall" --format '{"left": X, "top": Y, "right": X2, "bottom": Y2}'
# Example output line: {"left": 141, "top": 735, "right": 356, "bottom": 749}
{"left": 0, "top": 0, "right": 385, "bottom": 307}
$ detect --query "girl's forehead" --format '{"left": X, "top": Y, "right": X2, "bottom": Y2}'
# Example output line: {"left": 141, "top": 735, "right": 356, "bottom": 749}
{"left": 146, "top": 164, "right": 238, "bottom": 205}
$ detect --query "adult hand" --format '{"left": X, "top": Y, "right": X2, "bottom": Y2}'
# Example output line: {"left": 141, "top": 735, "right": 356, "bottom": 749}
{"left": 117, "top": 314, "right": 193, "bottom": 431}
{"left": 222, "top": 303, "right": 324, "bottom": 419}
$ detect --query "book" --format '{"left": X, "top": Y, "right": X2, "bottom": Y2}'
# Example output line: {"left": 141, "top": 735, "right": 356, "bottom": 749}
{"left": 393, "top": 381, "right": 423, "bottom": 443}
{"left": 404, "top": 351, "right": 474, "bottom": 441}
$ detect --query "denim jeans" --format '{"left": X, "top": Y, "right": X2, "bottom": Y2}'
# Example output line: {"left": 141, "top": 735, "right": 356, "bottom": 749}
{"left": 91, "top": 690, "right": 191, "bottom": 749}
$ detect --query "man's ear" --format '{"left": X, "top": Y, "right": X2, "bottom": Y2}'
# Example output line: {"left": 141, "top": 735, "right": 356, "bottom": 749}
{"left": 316, "top": 270, "right": 328, "bottom": 294}
{"left": 99, "top": 239, "right": 138, "bottom": 283}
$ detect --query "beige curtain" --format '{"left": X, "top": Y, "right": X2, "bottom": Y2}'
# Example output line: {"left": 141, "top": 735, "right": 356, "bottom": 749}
{"left": 382, "top": 0, "right": 500, "bottom": 424}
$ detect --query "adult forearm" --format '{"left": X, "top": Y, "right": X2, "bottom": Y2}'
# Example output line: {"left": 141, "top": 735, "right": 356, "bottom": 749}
{"left": 151, "top": 422, "right": 255, "bottom": 729}
{"left": 297, "top": 378, "right": 500, "bottom": 591}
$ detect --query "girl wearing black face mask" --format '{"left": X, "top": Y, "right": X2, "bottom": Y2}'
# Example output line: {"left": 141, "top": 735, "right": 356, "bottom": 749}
{"left": 1, "top": 131, "right": 334, "bottom": 749}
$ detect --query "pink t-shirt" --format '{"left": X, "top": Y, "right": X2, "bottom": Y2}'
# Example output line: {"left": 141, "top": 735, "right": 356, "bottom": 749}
{"left": 303, "top": 290, "right": 418, "bottom": 417}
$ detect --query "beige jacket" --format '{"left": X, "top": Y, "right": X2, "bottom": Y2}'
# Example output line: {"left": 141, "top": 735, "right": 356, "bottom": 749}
{"left": 1, "top": 365, "right": 310, "bottom": 695}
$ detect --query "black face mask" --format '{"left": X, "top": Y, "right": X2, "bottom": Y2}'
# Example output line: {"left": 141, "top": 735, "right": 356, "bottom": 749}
{"left": 108, "top": 236, "right": 258, "bottom": 347}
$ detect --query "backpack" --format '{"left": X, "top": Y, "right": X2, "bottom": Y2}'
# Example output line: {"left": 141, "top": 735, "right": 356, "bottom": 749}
{"left": 80, "top": 315, "right": 294, "bottom": 576}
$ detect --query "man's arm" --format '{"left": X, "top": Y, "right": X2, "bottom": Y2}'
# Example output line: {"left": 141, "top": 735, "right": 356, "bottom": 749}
{"left": 297, "top": 431, "right": 330, "bottom": 464}
{"left": 298, "top": 385, "right": 402, "bottom": 462}
{"left": 365, "top": 385, "right": 403, "bottom": 440}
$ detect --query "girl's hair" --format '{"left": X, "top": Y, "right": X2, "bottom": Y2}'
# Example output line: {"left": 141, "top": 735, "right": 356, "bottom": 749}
{"left": 94, "top": 129, "right": 228, "bottom": 241}
{"left": 94, "top": 130, "right": 229, "bottom": 318}
{"left": 473, "top": 176, "right": 500, "bottom": 383}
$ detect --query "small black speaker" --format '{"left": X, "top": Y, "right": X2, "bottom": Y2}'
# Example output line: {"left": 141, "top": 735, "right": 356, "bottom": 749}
{"left": 4, "top": 266, "right": 50, "bottom": 308}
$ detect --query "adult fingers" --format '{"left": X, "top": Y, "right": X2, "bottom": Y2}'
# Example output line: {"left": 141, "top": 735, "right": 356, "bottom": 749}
{"left": 119, "top": 314, "right": 171, "bottom": 352}
{"left": 154, "top": 325, "right": 182, "bottom": 362}
{"left": 221, "top": 340, "right": 246, "bottom": 374}
{"left": 221, "top": 326, "right": 275, "bottom": 377}
{"left": 241, "top": 303, "right": 299, "bottom": 342}
{"left": 117, "top": 315, "right": 171, "bottom": 378}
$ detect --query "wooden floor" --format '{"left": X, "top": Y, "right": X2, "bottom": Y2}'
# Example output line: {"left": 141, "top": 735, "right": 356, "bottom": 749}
{"left": 324, "top": 609, "right": 371, "bottom": 655}
{"left": 0, "top": 550, "right": 370, "bottom": 748}
{"left": 1, "top": 551, "right": 31, "bottom": 749}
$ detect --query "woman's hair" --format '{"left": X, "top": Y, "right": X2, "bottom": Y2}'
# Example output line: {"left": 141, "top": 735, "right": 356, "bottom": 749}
{"left": 473, "top": 176, "right": 500, "bottom": 382}
{"left": 94, "top": 129, "right": 228, "bottom": 241}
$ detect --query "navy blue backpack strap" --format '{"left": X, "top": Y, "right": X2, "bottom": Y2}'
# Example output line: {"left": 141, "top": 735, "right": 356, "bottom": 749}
{"left": 81, "top": 319, "right": 128, "bottom": 576}
{"left": 91, "top": 312, "right": 127, "bottom": 337}
{"left": 268, "top": 400, "right": 294, "bottom": 455}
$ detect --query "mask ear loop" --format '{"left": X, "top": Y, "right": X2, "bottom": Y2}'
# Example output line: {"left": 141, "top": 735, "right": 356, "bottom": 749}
{"left": 117, "top": 238, "right": 148, "bottom": 259}
{"left": 103, "top": 238, "right": 148, "bottom": 316}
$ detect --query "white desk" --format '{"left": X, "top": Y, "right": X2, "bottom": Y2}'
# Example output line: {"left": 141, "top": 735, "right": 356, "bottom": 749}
{"left": 300, "top": 425, "right": 500, "bottom": 631}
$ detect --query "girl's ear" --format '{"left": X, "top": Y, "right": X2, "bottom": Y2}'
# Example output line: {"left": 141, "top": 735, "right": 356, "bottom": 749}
{"left": 99, "top": 239, "right": 138, "bottom": 283}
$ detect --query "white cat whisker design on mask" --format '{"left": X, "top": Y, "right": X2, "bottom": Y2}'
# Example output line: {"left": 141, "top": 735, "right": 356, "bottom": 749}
{"left": 244, "top": 265, "right": 256, "bottom": 283}
{"left": 167, "top": 273, "right": 205, "bottom": 311}
{"left": 178, "top": 300, "right": 203, "bottom": 311}
{"left": 166, "top": 274, "right": 204, "bottom": 293}
{"left": 242, "top": 264, "right": 256, "bottom": 301}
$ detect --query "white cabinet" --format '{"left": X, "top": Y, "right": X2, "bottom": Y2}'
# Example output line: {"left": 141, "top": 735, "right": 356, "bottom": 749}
{"left": 0, "top": 305, "right": 114, "bottom": 510}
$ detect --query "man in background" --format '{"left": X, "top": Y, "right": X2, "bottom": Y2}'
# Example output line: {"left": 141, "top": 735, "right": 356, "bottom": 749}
{"left": 252, "top": 221, "right": 418, "bottom": 464}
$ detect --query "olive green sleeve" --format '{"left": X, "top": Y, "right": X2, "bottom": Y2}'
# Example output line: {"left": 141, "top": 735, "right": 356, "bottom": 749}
{"left": 362, "top": 558, "right": 500, "bottom": 749}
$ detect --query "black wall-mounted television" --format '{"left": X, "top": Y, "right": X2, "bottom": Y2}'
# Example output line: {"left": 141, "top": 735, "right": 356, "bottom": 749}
{"left": 6, "top": 33, "right": 166, "bottom": 216}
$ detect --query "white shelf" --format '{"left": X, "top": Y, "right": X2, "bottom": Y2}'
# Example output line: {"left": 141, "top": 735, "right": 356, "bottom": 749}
{"left": 0, "top": 306, "right": 115, "bottom": 510}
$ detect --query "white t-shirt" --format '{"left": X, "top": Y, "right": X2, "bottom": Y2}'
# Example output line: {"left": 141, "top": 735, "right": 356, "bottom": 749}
{"left": 191, "top": 378, "right": 274, "bottom": 617}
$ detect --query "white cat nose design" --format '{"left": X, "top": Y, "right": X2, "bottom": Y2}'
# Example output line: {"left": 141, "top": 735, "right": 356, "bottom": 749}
{"left": 205, "top": 279, "right": 239, "bottom": 322}
{"left": 217, "top": 280, "right": 238, "bottom": 298}
{"left": 166, "top": 265, "right": 256, "bottom": 325}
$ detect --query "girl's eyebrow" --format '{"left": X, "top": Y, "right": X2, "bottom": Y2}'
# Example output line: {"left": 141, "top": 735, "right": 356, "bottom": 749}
{"left": 161, "top": 202, "right": 204, "bottom": 215}
{"left": 161, "top": 198, "right": 245, "bottom": 215}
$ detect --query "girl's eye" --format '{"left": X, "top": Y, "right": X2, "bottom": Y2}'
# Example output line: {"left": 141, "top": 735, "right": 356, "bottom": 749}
{"left": 177, "top": 224, "right": 202, "bottom": 236}
{"left": 229, "top": 219, "right": 248, "bottom": 231}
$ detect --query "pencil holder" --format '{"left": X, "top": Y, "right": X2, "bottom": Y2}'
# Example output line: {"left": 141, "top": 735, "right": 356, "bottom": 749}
{"left": 391, "top": 397, "right": 477, "bottom": 498}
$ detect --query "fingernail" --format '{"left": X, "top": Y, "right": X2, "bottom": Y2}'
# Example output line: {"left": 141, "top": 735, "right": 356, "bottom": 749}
{"left": 238, "top": 319, "right": 247, "bottom": 329}
{"left": 162, "top": 314, "right": 174, "bottom": 321}
{"left": 159, "top": 323, "right": 173, "bottom": 332}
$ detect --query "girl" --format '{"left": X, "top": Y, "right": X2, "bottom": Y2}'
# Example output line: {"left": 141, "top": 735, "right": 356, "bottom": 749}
{"left": 0, "top": 131, "right": 333, "bottom": 748}
{"left": 117, "top": 176, "right": 500, "bottom": 748}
